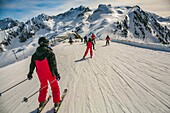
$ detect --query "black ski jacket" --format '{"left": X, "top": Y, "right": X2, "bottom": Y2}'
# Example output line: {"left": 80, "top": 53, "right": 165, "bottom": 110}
{"left": 28, "top": 45, "right": 59, "bottom": 77}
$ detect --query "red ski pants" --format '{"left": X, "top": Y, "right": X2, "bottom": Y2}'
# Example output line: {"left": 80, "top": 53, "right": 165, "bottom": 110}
{"left": 36, "top": 59, "right": 60, "bottom": 103}
{"left": 84, "top": 46, "right": 93, "bottom": 57}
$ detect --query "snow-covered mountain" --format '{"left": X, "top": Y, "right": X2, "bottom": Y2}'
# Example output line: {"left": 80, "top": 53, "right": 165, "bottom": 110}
{"left": 87, "top": 5, "right": 170, "bottom": 44}
{"left": 0, "top": 18, "right": 21, "bottom": 31}
{"left": 0, "top": 4, "right": 170, "bottom": 51}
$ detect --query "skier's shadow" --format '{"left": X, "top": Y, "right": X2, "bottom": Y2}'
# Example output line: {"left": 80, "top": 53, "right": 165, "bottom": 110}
{"left": 102, "top": 45, "right": 107, "bottom": 47}
{"left": 75, "top": 57, "right": 90, "bottom": 62}
{"left": 30, "top": 108, "right": 53, "bottom": 113}
{"left": 75, "top": 58, "right": 86, "bottom": 62}
{"left": 46, "top": 108, "right": 54, "bottom": 113}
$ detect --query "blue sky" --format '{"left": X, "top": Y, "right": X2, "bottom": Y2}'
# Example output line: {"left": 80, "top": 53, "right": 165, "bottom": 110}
{"left": 0, "top": 0, "right": 68, "bottom": 22}
{"left": 0, "top": 0, "right": 170, "bottom": 22}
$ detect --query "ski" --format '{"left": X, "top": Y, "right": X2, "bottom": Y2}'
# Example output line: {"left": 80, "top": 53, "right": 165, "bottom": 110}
{"left": 37, "top": 95, "right": 52, "bottom": 113}
{"left": 54, "top": 89, "right": 68, "bottom": 113}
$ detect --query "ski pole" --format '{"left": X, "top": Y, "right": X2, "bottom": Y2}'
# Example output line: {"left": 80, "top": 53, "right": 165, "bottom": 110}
{"left": 22, "top": 79, "right": 56, "bottom": 102}
{"left": 0, "top": 78, "right": 27, "bottom": 97}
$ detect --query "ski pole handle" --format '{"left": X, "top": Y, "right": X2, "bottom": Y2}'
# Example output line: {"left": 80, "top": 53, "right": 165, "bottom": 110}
{"left": 22, "top": 97, "right": 28, "bottom": 102}
{"left": 0, "top": 78, "right": 27, "bottom": 97}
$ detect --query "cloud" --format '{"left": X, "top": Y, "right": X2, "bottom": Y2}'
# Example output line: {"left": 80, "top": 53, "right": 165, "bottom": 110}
{"left": 0, "top": 0, "right": 170, "bottom": 22}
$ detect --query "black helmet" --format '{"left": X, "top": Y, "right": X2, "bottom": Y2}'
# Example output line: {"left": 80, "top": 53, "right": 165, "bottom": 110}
{"left": 38, "top": 37, "right": 49, "bottom": 46}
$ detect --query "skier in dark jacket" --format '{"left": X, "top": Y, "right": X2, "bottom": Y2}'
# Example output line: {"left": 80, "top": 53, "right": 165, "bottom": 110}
{"left": 91, "top": 33, "right": 96, "bottom": 50}
{"left": 84, "top": 36, "right": 87, "bottom": 44}
{"left": 69, "top": 37, "right": 73, "bottom": 45}
{"left": 105, "top": 35, "right": 110, "bottom": 46}
{"left": 27, "top": 37, "right": 61, "bottom": 108}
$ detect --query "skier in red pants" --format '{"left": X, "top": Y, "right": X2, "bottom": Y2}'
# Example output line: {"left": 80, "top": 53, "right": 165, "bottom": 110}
{"left": 83, "top": 38, "right": 93, "bottom": 59}
{"left": 27, "top": 37, "right": 61, "bottom": 108}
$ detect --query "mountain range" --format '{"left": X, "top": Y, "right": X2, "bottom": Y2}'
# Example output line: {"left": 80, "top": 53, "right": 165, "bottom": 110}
{"left": 0, "top": 4, "right": 170, "bottom": 50}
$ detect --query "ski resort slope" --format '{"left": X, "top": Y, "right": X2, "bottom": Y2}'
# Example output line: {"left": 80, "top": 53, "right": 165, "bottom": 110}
{"left": 0, "top": 40, "right": 170, "bottom": 113}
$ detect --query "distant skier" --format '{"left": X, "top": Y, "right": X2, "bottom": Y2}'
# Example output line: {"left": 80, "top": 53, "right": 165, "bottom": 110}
{"left": 69, "top": 37, "right": 73, "bottom": 45}
{"left": 27, "top": 37, "right": 61, "bottom": 108}
{"left": 84, "top": 35, "right": 87, "bottom": 44}
{"left": 83, "top": 38, "right": 93, "bottom": 59}
{"left": 105, "top": 35, "right": 110, "bottom": 46}
{"left": 91, "top": 33, "right": 96, "bottom": 50}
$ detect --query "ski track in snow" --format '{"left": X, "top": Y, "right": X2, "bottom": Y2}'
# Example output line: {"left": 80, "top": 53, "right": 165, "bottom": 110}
{"left": 0, "top": 40, "right": 170, "bottom": 113}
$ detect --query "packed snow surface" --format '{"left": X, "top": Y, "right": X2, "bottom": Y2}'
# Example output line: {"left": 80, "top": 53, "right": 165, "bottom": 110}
{"left": 0, "top": 40, "right": 170, "bottom": 113}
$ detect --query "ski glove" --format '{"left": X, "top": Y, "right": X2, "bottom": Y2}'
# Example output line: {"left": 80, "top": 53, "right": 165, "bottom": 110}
{"left": 56, "top": 73, "right": 60, "bottom": 81}
{"left": 52, "top": 69, "right": 60, "bottom": 81}
{"left": 27, "top": 73, "right": 33, "bottom": 80}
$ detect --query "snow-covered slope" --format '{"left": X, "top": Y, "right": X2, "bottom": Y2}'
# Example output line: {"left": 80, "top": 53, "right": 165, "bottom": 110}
{"left": 0, "top": 40, "right": 170, "bottom": 113}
